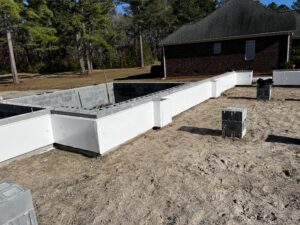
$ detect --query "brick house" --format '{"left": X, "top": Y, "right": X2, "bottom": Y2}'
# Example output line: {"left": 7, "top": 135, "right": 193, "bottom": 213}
{"left": 160, "top": 0, "right": 300, "bottom": 76}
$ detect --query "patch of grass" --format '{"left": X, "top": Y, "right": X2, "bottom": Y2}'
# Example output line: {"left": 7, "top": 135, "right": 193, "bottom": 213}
{"left": 0, "top": 67, "right": 152, "bottom": 91}
{"left": 0, "top": 67, "right": 214, "bottom": 92}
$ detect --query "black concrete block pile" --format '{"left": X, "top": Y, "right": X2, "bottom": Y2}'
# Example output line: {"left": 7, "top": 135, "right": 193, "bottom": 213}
{"left": 257, "top": 78, "right": 273, "bottom": 101}
{"left": 222, "top": 107, "right": 247, "bottom": 138}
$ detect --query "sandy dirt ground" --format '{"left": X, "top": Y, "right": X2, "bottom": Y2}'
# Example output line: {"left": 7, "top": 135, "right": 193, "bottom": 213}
{"left": 0, "top": 87, "right": 299, "bottom": 225}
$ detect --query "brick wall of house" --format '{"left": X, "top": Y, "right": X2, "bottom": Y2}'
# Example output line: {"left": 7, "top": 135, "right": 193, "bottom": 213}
{"left": 165, "top": 35, "right": 288, "bottom": 76}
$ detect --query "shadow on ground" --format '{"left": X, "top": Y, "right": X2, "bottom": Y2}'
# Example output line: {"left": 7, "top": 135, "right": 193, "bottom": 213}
{"left": 178, "top": 126, "right": 222, "bottom": 137}
{"left": 0, "top": 74, "right": 43, "bottom": 84}
{"left": 266, "top": 135, "right": 300, "bottom": 145}
{"left": 115, "top": 73, "right": 163, "bottom": 81}
{"left": 285, "top": 98, "right": 300, "bottom": 102}
{"left": 227, "top": 96, "right": 256, "bottom": 100}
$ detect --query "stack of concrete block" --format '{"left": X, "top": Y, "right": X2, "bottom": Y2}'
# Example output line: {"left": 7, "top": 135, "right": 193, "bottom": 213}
{"left": 0, "top": 181, "right": 38, "bottom": 225}
{"left": 257, "top": 78, "right": 273, "bottom": 101}
{"left": 222, "top": 107, "right": 247, "bottom": 138}
{"left": 257, "top": 85, "right": 272, "bottom": 100}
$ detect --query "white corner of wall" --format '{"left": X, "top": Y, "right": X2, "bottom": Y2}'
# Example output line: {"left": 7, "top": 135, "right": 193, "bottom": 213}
{"left": 235, "top": 70, "right": 253, "bottom": 86}
{"left": 153, "top": 98, "right": 173, "bottom": 128}
{"left": 51, "top": 114, "right": 100, "bottom": 154}
{"left": 210, "top": 80, "right": 220, "bottom": 98}
{"left": 0, "top": 114, "right": 54, "bottom": 163}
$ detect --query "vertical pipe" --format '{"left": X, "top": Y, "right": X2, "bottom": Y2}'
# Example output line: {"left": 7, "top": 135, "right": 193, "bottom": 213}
{"left": 287, "top": 33, "right": 291, "bottom": 63}
{"left": 163, "top": 46, "right": 167, "bottom": 79}
{"left": 139, "top": 25, "right": 144, "bottom": 68}
{"left": 103, "top": 69, "right": 111, "bottom": 104}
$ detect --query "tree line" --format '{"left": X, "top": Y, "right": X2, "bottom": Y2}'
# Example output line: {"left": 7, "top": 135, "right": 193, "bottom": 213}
{"left": 0, "top": 0, "right": 294, "bottom": 83}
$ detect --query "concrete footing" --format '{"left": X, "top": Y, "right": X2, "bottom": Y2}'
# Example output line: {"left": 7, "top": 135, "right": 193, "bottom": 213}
{"left": 0, "top": 181, "right": 38, "bottom": 225}
{"left": 0, "top": 71, "right": 254, "bottom": 162}
{"left": 222, "top": 107, "right": 247, "bottom": 138}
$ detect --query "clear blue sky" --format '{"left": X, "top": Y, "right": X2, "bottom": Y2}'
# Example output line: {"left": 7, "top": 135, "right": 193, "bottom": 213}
{"left": 261, "top": 0, "right": 293, "bottom": 6}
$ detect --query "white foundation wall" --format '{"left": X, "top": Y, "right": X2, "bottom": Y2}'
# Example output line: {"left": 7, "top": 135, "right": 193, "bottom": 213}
{"left": 153, "top": 98, "right": 173, "bottom": 128}
{"left": 96, "top": 102, "right": 155, "bottom": 154}
{"left": 0, "top": 114, "right": 53, "bottom": 163}
{"left": 236, "top": 71, "right": 253, "bottom": 85}
{"left": 95, "top": 71, "right": 252, "bottom": 154}
{"left": 51, "top": 114, "right": 100, "bottom": 153}
{"left": 0, "top": 71, "right": 254, "bottom": 162}
{"left": 166, "top": 82, "right": 213, "bottom": 117}
{"left": 211, "top": 72, "right": 237, "bottom": 98}
{"left": 273, "top": 70, "right": 300, "bottom": 86}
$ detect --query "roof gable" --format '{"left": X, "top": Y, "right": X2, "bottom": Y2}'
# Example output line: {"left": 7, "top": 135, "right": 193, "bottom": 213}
{"left": 161, "top": 0, "right": 296, "bottom": 45}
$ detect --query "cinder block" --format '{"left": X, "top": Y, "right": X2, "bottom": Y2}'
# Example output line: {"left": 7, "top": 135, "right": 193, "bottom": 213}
{"left": 222, "top": 107, "right": 247, "bottom": 138}
{"left": 257, "top": 85, "right": 272, "bottom": 100}
{"left": 222, "top": 107, "right": 247, "bottom": 122}
{"left": 0, "top": 181, "right": 38, "bottom": 225}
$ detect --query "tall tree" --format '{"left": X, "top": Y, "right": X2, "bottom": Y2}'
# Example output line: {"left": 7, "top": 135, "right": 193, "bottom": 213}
{"left": 47, "top": 0, "right": 83, "bottom": 73}
{"left": 141, "top": 0, "right": 175, "bottom": 59}
{"left": 21, "top": 0, "right": 57, "bottom": 70}
{"left": 170, "top": 0, "right": 216, "bottom": 25}
{"left": 80, "top": 0, "right": 114, "bottom": 73}
{"left": 0, "top": 0, "right": 20, "bottom": 83}
{"left": 117, "top": 0, "right": 150, "bottom": 67}
{"left": 293, "top": 0, "right": 300, "bottom": 11}
{"left": 268, "top": 2, "right": 290, "bottom": 12}
{"left": 0, "top": 0, "right": 224, "bottom": 76}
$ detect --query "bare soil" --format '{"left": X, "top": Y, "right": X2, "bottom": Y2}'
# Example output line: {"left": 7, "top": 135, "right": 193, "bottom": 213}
{"left": 0, "top": 87, "right": 299, "bottom": 225}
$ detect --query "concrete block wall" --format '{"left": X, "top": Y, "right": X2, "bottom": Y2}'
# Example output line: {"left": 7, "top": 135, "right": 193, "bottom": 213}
{"left": 0, "top": 71, "right": 254, "bottom": 162}
{"left": 96, "top": 101, "right": 155, "bottom": 154}
{"left": 235, "top": 71, "right": 254, "bottom": 85}
{"left": 113, "top": 83, "right": 182, "bottom": 103}
{"left": 211, "top": 72, "right": 237, "bottom": 98}
{"left": 153, "top": 98, "right": 173, "bottom": 128}
{"left": 7, "top": 83, "right": 115, "bottom": 110}
{"left": 0, "top": 181, "right": 38, "bottom": 225}
{"left": 273, "top": 70, "right": 300, "bottom": 86}
{"left": 0, "top": 104, "right": 42, "bottom": 119}
{"left": 51, "top": 114, "right": 100, "bottom": 154}
{"left": 0, "top": 110, "right": 53, "bottom": 163}
{"left": 94, "top": 71, "right": 253, "bottom": 154}
{"left": 166, "top": 81, "right": 213, "bottom": 117}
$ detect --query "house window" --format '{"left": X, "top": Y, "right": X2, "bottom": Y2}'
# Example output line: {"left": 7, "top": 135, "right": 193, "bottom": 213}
{"left": 245, "top": 40, "right": 256, "bottom": 60}
{"left": 213, "top": 43, "right": 222, "bottom": 55}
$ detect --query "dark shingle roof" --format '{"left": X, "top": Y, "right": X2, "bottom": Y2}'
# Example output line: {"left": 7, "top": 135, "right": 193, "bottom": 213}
{"left": 161, "top": 0, "right": 297, "bottom": 46}
{"left": 293, "top": 12, "right": 300, "bottom": 38}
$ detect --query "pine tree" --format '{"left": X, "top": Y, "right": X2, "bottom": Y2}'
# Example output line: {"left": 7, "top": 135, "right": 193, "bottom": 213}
{"left": 170, "top": 0, "right": 216, "bottom": 25}
{"left": 293, "top": 0, "right": 300, "bottom": 12}
{"left": 117, "top": 0, "right": 148, "bottom": 67}
{"left": 80, "top": 0, "right": 114, "bottom": 73}
{"left": 140, "top": 0, "right": 175, "bottom": 59}
{"left": 0, "top": 0, "right": 21, "bottom": 83}
{"left": 21, "top": 0, "right": 57, "bottom": 69}
{"left": 268, "top": 2, "right": 290, "bottom": 12}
